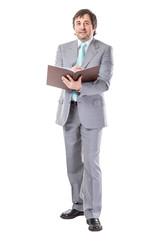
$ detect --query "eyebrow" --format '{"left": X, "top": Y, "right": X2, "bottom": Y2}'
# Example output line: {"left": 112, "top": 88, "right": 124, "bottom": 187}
{"left": 75, "top": 20, "right": 90, "bottom": 23}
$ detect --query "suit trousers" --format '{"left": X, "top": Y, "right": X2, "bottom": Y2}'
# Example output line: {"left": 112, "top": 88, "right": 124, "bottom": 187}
{"left": 63, "top": 102, "right": 103, "bottom": 219}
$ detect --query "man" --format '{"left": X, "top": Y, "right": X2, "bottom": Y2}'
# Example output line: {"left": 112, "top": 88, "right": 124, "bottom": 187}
{"left": 55, "top": 9, "right": 113, "bottom": 231}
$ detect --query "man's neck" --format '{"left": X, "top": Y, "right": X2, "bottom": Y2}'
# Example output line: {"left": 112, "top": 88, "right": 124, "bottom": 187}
{"left": 77, "top": 37, "right": 93, "bottom": 47}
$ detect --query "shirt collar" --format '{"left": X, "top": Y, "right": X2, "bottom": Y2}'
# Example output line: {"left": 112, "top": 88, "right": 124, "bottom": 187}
{"left": 77, "top": 37, "right": 93, "bottom": 48}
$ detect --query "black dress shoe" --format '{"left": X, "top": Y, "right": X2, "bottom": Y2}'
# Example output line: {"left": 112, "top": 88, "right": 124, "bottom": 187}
{"left": 60, "top": 209, "right": 84, "bottom": 219}
{"left": 87, "top": 218, "right": 102, "bottom": 231}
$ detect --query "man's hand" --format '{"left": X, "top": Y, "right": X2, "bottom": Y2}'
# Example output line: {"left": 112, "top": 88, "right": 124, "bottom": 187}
{"left": 62, "top": 75, "right": 82, "bottom": 91}
{"left": 72, "top": 66, "right": 84, "bottom": 72}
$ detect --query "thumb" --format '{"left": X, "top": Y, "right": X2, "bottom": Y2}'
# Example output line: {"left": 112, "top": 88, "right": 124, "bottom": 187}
{"left": 78, "top": 75, "right": 82, "bottom": 82}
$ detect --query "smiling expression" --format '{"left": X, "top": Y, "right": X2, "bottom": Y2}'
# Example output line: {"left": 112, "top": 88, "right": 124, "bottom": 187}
{"left": 74, "top": 14, "right": 96, "bottom": 42}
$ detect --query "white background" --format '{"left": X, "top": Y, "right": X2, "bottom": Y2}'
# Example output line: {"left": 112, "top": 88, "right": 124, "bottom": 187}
{"left": 0, "top": 0, "right": 160, "bottom": 239}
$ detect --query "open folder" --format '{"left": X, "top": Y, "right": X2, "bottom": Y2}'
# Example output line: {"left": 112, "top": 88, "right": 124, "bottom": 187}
{"left": 46, "top": 65, "right": 100, "bottom": 90}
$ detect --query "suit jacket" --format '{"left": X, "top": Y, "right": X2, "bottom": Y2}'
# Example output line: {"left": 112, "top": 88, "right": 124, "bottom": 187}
{"left": 55, "top": 38, "right": 113, "bottom": 129}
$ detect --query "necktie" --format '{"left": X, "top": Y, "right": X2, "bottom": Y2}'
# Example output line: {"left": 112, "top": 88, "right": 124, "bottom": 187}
{"left": 71, "top": 42, "right": 87, "bottom": 102}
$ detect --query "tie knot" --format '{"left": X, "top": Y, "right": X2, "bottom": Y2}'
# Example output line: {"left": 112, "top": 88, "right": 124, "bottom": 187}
{"left": 80, "top": 42, "right": 87, "bottom": 49}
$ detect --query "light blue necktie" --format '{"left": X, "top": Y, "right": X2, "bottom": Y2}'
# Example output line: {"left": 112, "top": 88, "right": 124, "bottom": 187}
{"left": 71, "top": 42, "right": 87, "bottom": 102}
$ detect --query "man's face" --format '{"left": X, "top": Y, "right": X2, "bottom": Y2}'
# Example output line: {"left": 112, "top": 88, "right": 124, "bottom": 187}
{"left": 74, "top": 14, "right": 96, "bottom": 42}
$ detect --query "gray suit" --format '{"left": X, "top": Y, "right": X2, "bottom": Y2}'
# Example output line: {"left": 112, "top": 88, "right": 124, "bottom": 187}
{"left": 55, "top": 38, "right": 113, "bottom": 219}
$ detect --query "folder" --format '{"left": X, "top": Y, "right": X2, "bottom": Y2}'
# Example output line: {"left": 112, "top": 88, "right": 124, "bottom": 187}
{"left": 46, "top": 65, "right": 100, "bottom": 90}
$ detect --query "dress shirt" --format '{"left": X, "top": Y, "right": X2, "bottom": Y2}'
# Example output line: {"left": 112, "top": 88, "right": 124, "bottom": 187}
{"left": 77, "top": 37, "right": 93, "bottom": 55}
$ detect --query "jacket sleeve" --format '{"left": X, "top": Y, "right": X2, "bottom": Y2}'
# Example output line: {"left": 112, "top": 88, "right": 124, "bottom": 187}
{"left": 55, "top": 45, "right": 63, "bottom": 67}
{"left": 79, "top": 46, "right": 113, "bottom": 96}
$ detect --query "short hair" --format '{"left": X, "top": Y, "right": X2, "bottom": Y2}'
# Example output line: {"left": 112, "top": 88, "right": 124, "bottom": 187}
{"left": 72, "top": 9, "right": 97, "bottom": 36}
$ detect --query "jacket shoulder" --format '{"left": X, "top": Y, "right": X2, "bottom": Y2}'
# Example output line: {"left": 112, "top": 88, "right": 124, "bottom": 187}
{"left": 59, "top": 40, "right": 77, "bottom": 49}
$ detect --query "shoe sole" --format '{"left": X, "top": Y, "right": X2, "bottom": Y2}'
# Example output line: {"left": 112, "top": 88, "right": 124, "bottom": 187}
{"left": 87, "top": 220, "right": 103, "bottom": 231}
{"left": 88, "top": 226, "right": 103, "bottom": 231}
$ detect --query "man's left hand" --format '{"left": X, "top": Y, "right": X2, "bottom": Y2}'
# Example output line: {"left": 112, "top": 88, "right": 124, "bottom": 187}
{"left": 62, "top": 75, "right": 82, "bottom": 91}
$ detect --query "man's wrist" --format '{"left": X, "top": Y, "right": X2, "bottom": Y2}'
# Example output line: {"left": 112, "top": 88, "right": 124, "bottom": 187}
{"left": 77, "top": 88, "right": 81, "bottom": 93}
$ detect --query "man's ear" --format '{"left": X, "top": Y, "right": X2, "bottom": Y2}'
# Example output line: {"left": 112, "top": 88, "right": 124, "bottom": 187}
{"left": 93, "top": 28, "right": 97, "bottom": 36}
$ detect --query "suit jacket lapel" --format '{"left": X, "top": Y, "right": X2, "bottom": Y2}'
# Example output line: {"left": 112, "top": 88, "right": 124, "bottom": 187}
{"left": 82, "top": 38, "right": 99, "bottom": 68}
{"left": 68, "top": 40, "right": 78, "bottom": 67}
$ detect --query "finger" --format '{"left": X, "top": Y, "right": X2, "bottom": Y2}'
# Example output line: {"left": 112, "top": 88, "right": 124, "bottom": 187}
{"left": 62, "top": 76, "right": 68, "bottom": 81}
{"left": 67, "top": 75, "right": 74, "bottom": 82}
{"left": 78, "top": 75, "right": 82, "bottom": 82}
{"left": 72, "top": 66, "right": 83, "bottom": 71}
{"left": 77, "top": 66, "right": 83, "bottom": 70}
{"left": 72, "top": 66, "right": 77, "bottom": 71}
{"left": 62, "top": 76, "right": 71, "bottom": 84}
{"left": 62, "top": 77, "right": 70, "bottom": 88}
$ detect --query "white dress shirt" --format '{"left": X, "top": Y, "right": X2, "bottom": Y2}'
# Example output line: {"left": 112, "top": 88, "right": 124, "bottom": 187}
{"left": 77, "top": 37, "right": 93, "bottom": 55}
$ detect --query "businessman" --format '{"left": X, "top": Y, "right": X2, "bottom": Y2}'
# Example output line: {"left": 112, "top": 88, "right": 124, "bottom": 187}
{"left": 55, "top": 9, "right": 113, "bottom": 231}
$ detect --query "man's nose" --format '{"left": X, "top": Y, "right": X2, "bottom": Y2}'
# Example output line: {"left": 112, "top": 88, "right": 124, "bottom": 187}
{"left": 80, "top": 23, "right": 85, "bottom": 29}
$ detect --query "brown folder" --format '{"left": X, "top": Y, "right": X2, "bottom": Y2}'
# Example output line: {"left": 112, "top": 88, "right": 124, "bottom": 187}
{"left": 46, "top": 65, "right": 100, "bottom": 90}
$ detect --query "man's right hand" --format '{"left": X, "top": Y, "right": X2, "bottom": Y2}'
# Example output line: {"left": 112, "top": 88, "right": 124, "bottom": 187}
{"left": 72, "top": 66, "right": 84, "bottom": 72}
